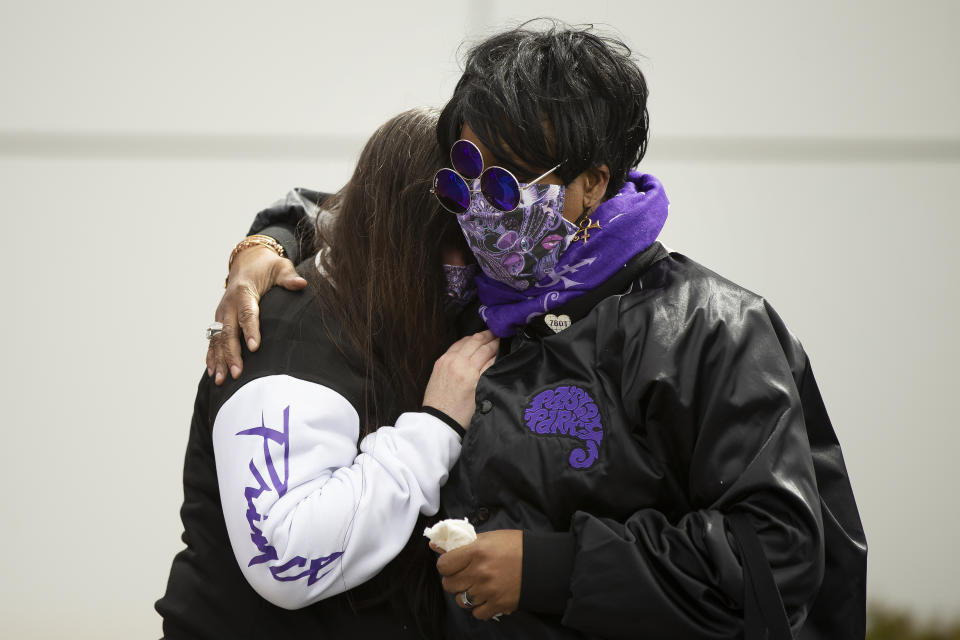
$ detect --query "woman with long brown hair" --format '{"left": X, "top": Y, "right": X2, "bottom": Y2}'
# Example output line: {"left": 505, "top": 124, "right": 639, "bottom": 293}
{"left": 156, "top": 108, "right": 496, "bottom": 639}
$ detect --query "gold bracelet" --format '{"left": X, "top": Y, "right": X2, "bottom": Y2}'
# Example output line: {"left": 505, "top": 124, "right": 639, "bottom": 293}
{"left": 225, "top": 235, "right": 286, "bottom": 288}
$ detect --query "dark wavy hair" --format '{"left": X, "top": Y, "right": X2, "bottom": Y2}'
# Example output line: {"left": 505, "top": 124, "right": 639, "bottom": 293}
{"left": 307, "top": 107, "right": 463, "bottom": 638}
{"left": 313, "top": 107, "right": 462, "bottom": 438}
{"left": 438, "top": 19, "right": 650, "bottom": 199}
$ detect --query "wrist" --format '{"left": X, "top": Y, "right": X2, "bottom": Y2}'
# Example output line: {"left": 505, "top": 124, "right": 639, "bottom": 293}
{"left": 226, "top": 235, "right": 286, "bottom": 288}
{"left": 421, "top": 405, "right": 466, "bottom": 438}
{"left": 421, "top": 399, "right": 471, "bottom": 431}
{"left": 256, "top": 225, "right": 299, "bottom": 263}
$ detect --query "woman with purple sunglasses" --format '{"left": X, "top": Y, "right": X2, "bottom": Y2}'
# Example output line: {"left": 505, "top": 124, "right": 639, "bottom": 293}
{"left": 206, "top": 21, "right": 865, "bottom": 640}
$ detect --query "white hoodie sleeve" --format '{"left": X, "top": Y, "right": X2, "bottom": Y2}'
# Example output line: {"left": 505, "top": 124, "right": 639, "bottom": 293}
{"left": 212, "top": 374, "right": 461, "bottom": 610}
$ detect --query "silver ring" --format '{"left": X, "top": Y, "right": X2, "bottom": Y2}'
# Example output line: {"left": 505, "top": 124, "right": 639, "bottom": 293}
{"left": 205, "top": 322, "right": 224, "bottom": 340}
{"left": 460, "top": 591, "right": 474, "bottom": 608}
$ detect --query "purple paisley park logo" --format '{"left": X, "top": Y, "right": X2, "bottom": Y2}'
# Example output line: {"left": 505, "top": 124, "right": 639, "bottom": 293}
{"left": 237, "top": 407, "right": 343, "bottom": 585}
{"left": 456, "top": 183, "right": 575, "bottom": 291}
{"left": 524, "top": 386, "right": 604, "bottom": 469}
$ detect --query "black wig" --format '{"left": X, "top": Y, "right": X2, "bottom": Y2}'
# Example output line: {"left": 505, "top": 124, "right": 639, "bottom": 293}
{"left": 438, "top": 19, "right": 650, "bottom": 199}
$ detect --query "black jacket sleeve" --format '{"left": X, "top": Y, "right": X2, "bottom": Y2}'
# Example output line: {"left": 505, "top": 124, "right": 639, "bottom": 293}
{"left": 764, "top": 302, "right": 867, "bottom": 639}
{"left": 248, "top": 188, "right": 327, "bottom": 264}
{"left": 550, "top": 296, "right": 825, "bottom": 639}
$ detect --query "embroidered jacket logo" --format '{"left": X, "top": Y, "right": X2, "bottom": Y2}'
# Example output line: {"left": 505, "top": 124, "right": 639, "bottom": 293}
{"left": 524, "top": 386, "right": 604, "bottom": 468}
{"left": 237, "top": 406, "right": 343, "bottom": 585}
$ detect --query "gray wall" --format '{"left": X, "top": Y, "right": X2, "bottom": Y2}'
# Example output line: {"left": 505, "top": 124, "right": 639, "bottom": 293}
{"left": 1, "top": 1, "right": 957, "bottom": 636}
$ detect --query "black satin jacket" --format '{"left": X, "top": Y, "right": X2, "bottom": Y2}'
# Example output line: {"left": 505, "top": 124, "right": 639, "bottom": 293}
{"left": 441, "top": 245, "right": 866, "bottom": 640}
{"left": 250, "top": 203, "right": 866, "bottom": 640}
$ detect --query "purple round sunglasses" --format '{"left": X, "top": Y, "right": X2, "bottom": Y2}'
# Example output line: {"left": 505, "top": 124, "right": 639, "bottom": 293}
{"left": 431, "top": 139, "right": 562, "bottom": 214}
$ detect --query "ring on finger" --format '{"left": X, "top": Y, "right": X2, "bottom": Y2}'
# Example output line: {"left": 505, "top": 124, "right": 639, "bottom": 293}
{"left": 460, "top": 590, "right": 475, "bottom": 608}
{"left": 205, "top": 322, "right": 224, "bottom": 340}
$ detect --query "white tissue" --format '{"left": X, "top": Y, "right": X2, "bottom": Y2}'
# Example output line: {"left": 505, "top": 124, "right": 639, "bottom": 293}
{"left": 423, "top": 518, "right": 477, "bottom": 552}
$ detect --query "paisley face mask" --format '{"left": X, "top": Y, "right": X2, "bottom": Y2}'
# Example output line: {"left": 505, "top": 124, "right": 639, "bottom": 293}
{"left": 442, "top": 263, "right": 480, "bottom": 314}
{"left": 455, "top": 182, "right": 575, "bottom": 291}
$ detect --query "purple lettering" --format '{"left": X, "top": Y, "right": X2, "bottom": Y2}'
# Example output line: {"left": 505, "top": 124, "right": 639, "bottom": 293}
{"left": 523, "top": 386, "right": 605, "bottom": 469}
{"left": 236, "top": 406, "right": 344, "bottom": 584}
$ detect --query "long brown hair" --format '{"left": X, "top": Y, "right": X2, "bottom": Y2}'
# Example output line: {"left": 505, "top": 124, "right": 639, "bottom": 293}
{"left": 312, "top": 107, "right": 462, "bottom": 435}
{"left": 306, "top": 108, "right": 464, "bottom": 637}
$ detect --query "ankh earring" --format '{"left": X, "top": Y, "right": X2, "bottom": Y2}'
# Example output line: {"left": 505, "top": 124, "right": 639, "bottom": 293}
{"left": 572, "top": 209, "right": 602, "bottom": 244}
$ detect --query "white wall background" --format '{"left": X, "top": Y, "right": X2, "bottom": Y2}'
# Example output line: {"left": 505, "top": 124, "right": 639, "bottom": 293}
{"left": 1, "top": 1, "right": 957, "bottom": 637}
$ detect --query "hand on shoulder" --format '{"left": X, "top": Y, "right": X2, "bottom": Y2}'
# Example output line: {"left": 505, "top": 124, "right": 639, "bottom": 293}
{"left": 207, "top": 243, "right": 307, "bottom": 385}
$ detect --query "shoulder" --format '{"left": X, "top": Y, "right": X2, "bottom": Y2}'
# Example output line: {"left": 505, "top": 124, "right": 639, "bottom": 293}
{"left": 633, "top": 250, "right": 769, "bottom": 320}
{"left": 619, "top": 250, "right": 795, "bottom": 356}
{"left": 210, "top": 275, "right": 365, "bottom": 420}
{"left": 617, "top": 251, "right": 810, "bottom": 400}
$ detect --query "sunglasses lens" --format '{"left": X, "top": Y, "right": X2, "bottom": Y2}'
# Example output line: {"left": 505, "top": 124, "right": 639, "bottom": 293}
{"left": 451, "top": 140, "right": 483, "bottom": 180}
{"left": 480, "top": 167, "right": 521, "bottom": 212}
{"left": 434, "top": 169, "right": 470, "bottom": 214}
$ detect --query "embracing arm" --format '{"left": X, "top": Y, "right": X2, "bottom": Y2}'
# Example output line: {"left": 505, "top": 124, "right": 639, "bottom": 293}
{"left": 214, "top": 375, "right": 461, "bottom": 609}
{"left": 247, "top": 188, "right": 326, "bottom": 263}
{"left": 214, "top": 330, "right": 497, "bottom": 609}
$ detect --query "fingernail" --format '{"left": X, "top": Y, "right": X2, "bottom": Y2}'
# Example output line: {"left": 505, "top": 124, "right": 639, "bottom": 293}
{"left": 215, "top": 371, "right": 224, "bottom": 384}
{"left": 230, "top": 365, "right": 241, "bottom": 379}
{"left": 247, "top": 338, "right": 257, "bottom": 350}
{"left": 207, "top": 367, "right": 213, "bottom": 376}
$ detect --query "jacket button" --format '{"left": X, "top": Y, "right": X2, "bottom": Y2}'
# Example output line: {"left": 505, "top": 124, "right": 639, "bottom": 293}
{"left": 479, "top": 399, "right": 493, "bottom": 414}
{"left": 476, "top": 507, "right": 490, "bottom": 522}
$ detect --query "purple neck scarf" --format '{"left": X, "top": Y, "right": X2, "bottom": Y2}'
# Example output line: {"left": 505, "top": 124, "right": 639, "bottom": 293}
{"left": 475, "top": 171, "right": 669, "bottom": 337}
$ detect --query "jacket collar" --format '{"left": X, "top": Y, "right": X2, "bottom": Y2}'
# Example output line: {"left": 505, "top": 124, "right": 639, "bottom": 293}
{"left": 454, "top": 241, "right": 668, "bottom": 340}
{"left": 520, "top": 242, "right": 668, "bottom": 338}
